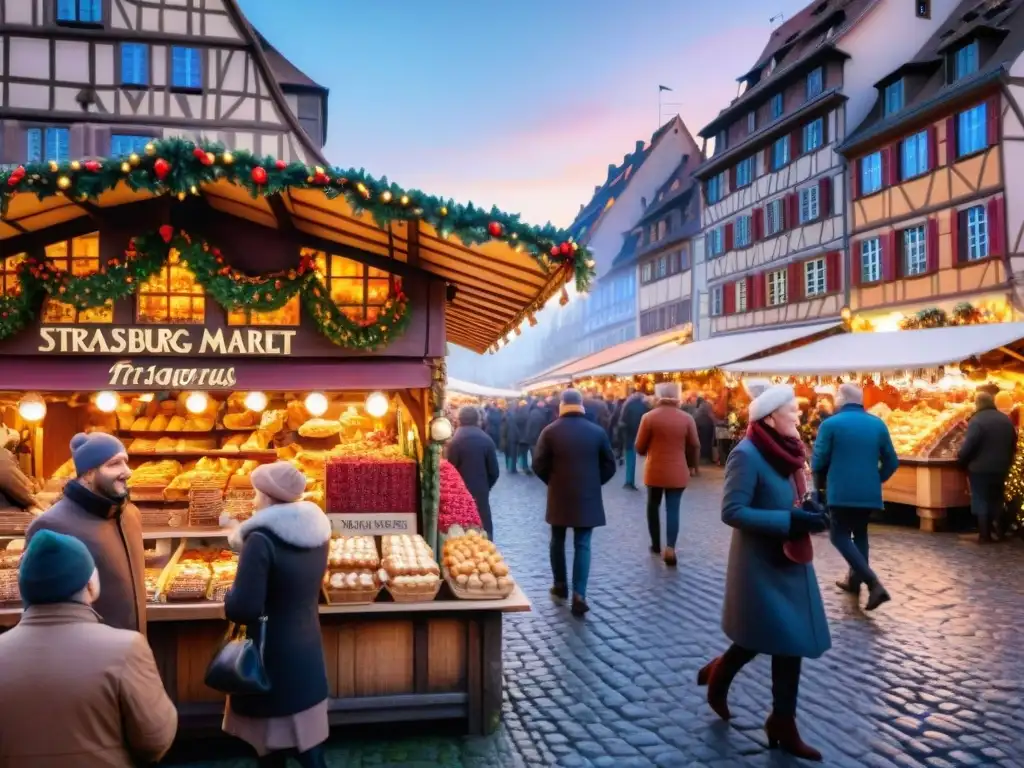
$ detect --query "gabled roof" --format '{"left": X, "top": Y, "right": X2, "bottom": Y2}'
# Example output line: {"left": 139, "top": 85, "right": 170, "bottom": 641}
{"left": 255, "top": 31, "right": 327, "bottom": 92}
{"left": 610, "top": 230, "right": 642, "bottom": 270}
{"left": 840, "top": 0, "right": 1024, "bottom": 153}
{"left": 637, "top": 155, "right": 698, "bottom": 227}
{"left": 568, "top": 116, "right": 682, "bottom": 244}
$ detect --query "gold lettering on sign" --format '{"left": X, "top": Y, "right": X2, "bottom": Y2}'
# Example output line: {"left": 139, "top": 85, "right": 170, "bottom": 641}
{"left": 108, "top": 361, "right": 237, "bottom": 388}
{"left": 39, "top": 327, "right": 296, "bottom": 355}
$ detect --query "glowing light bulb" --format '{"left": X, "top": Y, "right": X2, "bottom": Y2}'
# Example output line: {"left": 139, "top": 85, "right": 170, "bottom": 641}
{"left": 94, "top": 391, "right": 119, "bottom": 413}
{"left": 185, "top": 392, "right": 209, "bottom": 414}
{"left": 365, "top": 391, "right": 389, "bottom": 418}
{"left": 304, "top": 392, "right": 328, "bottom": 417}
{"left": 244, "top": 391, "right": 268, "bottom": 412}
{"left": 17, "top": 393, "right": 46, "bottom": 422}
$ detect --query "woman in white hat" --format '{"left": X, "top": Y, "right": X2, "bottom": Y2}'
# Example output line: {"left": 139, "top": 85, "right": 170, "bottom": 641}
{"left": 696, "top": 384, "right": 830, "bottom": 761}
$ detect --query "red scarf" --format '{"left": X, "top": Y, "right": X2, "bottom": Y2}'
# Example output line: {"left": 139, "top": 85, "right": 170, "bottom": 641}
{"left": 747, "top": 420, "right": 807, "bottom": 501}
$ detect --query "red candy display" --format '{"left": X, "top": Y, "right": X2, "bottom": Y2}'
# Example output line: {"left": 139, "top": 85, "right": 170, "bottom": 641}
{"left": 438, "top": 459, "right": 482, "bottom": 532}
{"left": 326, "top": 457, "right": 417, "bottom": 514}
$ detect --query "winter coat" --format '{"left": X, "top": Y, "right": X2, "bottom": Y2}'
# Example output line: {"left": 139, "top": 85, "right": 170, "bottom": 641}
{"left": 513, "top": 406, "right": 530, "bottom": 446}
{"left": 485, "top": 407, "right": 503, "bottom": 447}
{"left": 0, "top": 602, "right": 177, "bottom": 767}
{"left": 0, "top": 448, "right": 35, "bottom": 516}
{"left": 525, "top": 404, "right": 552, "bottom": 446}
{"left": 721, "top": 439, "right": 831, "bottom": 659}
{"left": 811, "top": 403, "right": 900, "bottom": 510}
{"left": 446, "top": 425, "right": 500, "bottom": 536}
{"left": 532, "top": 413, "right": 616, "bottom": 529}
{"left": 958, "top": 403, "right": 1017, "bottom": 476}
{"left": 634, "top": 401, "right": 701, "bottom": 489}
{"left": 26, "top": 481, "right": 146, "bottom": 635}
{"left": 620, "top": 395, "right": 650, "bottom": 449}
{"left": 225, "top": 500, "right": 332, "bottom": 719}
{"left": 583, "top": 398, "right": 611, "bottom": 429}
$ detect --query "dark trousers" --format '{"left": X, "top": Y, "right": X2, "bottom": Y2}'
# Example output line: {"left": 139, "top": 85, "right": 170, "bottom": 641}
{"left": 550, "top": 526, "right": 593, "bottom": 598}
{"left": 646, "top": 487, "right": 684, "bottom": 549}
{"left": 720, "top": 643, "right": 802, "bottom": 716}
{"left": 970, "top": 472, "right": 1007, "bottom": 540}
{"left": 829, "top": 506, "right": 878, "bottom": 587}
{"left": 258, "top": 744, "right": 327, "bottom": 768}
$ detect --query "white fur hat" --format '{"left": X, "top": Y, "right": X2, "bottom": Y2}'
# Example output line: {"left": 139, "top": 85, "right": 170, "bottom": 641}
{"left": 654, "top": 381, "right": 680, "bottom": 400}
{"left": 748, "top": 383, "right": 796, "bottom": 422}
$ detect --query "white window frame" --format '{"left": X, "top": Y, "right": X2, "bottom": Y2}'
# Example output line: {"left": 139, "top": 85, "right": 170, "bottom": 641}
{"left": 735, "top": 215, "right": 752, "bottom": 248}
{"left": 767, "top": 269, "right": 787, "bottom": 306}
{"left": 904, "top": 225, "right": 927, "bottom": 276}
{"left": 735, "top": 280, "right": 747, "bottom": 313}
{"left": 861, "top": 237, "right": 881, "bottom": 283}
{"left": 901, "top": 130, "right": 929, "bottom": 179}
{"left": 804, "top": 258, "right": 826, "bottom": 297}
{"left": 772, "top": 136, "right": 790, "bottom": 170}
{"left": 966, "top": 205, "right": 989, "bottom": 261}
{"left": 711, "top": 286, "right": 723, "bottom": 316}
{"left": 806, "top": 67, "right": 823, "bottom": 100}
{"left": 958, "top": 104, "right": 987, "bottom": 158}
{"left": 799, "top": 185, "right": 819, "bottom": 224}
{"left": 771, "top": 93, "right": 784, "bottom": 120}
{"left": 884, "top": 79, "right": 904, "bottom": 116}
{"left": 766, "top": 199, "right": 784, "bottom": 236}
{"left": 861, "top": 152, "right": 882, "bottom": 195}
{"left": 803, "top": 118, "right": 824, "bottom": 153}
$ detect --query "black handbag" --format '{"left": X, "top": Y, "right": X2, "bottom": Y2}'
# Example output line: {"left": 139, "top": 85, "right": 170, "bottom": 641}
{"left": 204, "top": 616, "right": 271, "bottom": 695}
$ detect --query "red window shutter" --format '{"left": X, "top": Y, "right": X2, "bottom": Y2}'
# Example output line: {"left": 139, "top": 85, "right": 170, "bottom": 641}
{"left": 986, "top": 95, "right": 1000, "bottom": 146}
{"left": 752, "top": 207, "right": 764, "bottom": 240}
{"left": 790, "top": 130, "right": 801, "bottom": 161}
{"left": 785, "top": 193, "right": 798, "bottom": 230}
{"left": 883, "top": 231, "right": 898, "bottom": 280}
{"left": 752, "top": 272, "right": 766, "bottom": 310}
{"left": 927, "top": 125, "right": 939, "bottom": 170}
{"left": 946, "top": 116, "right": 958, "bottom": 165}
{"left": 723, "top": 281, "right": 736, "bottom": 315}
{"left": 745, "top": 275, "right": 755, "bottom": 311}
{"left": 825, "top": 250, "right": 840, "bottom": 294}
{"left": 729, "top": 165, "right": 738, "bottom": 191}
{"left": 883, "top": 145, "right": 899, "bottom": 186}
{"left": 950, "top": 208, "right": 961, "bottom": 263}
{"left": 851, "top": 158, "right": 861, "bottom": 199}
{"left": 725, "top": 222, "right": 735, "bottom": 252}
{"left": 851, "top": 241, "right": 862, "bottom": 287}
{"left": 819, "top": 176, "right": 832, "bottom": 218}
{"left": 926, "top": 216, "right": 939, "bottom": 273}
{"left": 989, "top": 196, "right": 1006, "bottom": 256}
{"left": 787, "top": 261, "right": 803, "bottom": 303}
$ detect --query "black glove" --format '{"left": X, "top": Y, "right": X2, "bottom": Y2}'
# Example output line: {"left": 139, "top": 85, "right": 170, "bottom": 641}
{"left": 789, "top": 508, "right": 829, "bottom": 537}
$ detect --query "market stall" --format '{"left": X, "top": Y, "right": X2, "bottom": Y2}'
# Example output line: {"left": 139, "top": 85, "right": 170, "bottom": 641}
{"left": 0, "top": 139, "right": 594, "bottom": 734}
{"left": 724, "top": 322, "right": 1024, "bottom": 531}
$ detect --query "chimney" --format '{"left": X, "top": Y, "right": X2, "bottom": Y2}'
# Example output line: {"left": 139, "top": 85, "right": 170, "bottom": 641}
{"left": 607, "top": 164, "right": 617, "bottom": 180}
{"left": 636, "top": 140, "right": 645, "bottom": 153}
{"left": 640, "top": 196, "right": 647, "bottom": 209}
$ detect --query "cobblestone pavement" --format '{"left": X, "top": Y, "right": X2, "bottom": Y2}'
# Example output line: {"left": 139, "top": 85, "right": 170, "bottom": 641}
{"left": 177, "top": 462, "right": 1024, "bottom": 767}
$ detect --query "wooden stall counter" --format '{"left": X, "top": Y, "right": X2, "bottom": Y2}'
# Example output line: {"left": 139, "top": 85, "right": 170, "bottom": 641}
{"left": 0, "top": 587, "right": 531, "bottom": 736}
{"left": 883, "top": 458, "right": 970, "bottom": 532}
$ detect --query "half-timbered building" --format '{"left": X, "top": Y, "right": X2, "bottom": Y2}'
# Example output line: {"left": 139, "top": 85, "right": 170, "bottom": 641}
{"left": 840, "top": 0, "right": 1024, "bottom": 329}
{"left": 0, "top": 0, "right": 327, "bottom": 167}
{"left": 693, "top": 0, "right": 959, "bottom": 337}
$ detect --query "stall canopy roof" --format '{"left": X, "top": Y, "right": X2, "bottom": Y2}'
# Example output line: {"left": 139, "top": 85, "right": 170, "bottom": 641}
{"left": 523, "top": 325, "right": 691, "bottom": 386}
{"left": 723, "top": 322, "right": 1024, "bottom": 375}
{"left": 447, "top": 378, "right": 522, "bottom": 399}
{"left": 593, "top": 322, "right": 841, "bottom": 377}
{"left": 0, "top": 141, "right": 592, "bottom": 356}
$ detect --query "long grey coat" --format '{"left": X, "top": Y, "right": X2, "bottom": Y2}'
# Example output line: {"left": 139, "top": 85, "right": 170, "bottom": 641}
{"left": 720, "top": 439, "right": 831, "bottom": 659}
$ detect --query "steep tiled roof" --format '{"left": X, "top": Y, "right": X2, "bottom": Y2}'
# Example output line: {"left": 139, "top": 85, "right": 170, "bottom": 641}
{"left": 255, "top": 31, "right": 326, "bottom": 91}
{"left": 610, "top": 230, "right": 643, "bottom": 270}
{"left": 637, "top": 155, "right": 698, "bottom": 226}
{"left": 841, "top": 0, "right": 1024, "bottom": 152}
{"left": 568, "top": 117, "right": 681, "bottom": 243}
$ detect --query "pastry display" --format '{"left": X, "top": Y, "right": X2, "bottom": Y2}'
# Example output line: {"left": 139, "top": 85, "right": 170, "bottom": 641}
{"left": 322, "top": 535, "right": 382, "bottom": 604}
{"left": 164, "top": 551, "right": 212, "bottom": 601}
{"left": 210, "top": 554, "right": 238, "bottom": 602}
{"left": 442, "top": 529, "right": 514, "bottom": 598}
{"left": 871, "top": 402, "right": 972, "bottom": 458}
{"left": 325, "top": 570, "right": 378, "bottom": 591}
{"left": 298, "top": 418, "right": 342, "bottom": 439}
{"left": 144, "top": 567, "right": 163, "bottom": 602}
{"left": 380, "top": 535, "right": 441, "bottom": 600}
{"left": 0, "top": 566, "right": 20, "bottom": 605}
{"left": 328, "top": 536, "right": 379, "bottom": 569}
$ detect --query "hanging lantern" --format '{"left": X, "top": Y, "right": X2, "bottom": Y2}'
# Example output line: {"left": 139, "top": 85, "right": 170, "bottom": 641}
{"left": 304, "top": 392, "right": 329, "bottom": 417}
{"left": 244, "top": 391, "right": 268, "bottom": 412}
{"left": 94, "top": 391, "right": 120, "bottom": 413}
{"left": 17, "top": 393, "right": 46, "bottom": 422}
{"left": 185, "top": 392, "right": 209, "bottom": 414}
{"left": 365, "top": 391, "right": 389, "bottom": 418}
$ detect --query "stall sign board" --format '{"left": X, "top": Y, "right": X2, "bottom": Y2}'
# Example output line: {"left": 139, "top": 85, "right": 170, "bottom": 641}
{"left": 328, "top": 513, "right": 418, "bottom": 534}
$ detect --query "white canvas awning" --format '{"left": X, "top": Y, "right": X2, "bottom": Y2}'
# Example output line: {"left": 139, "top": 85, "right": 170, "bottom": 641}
{"left": 523, "top": 378, "right": 568, "bottom": 393}
{"left": 583, "top": 322, "right": 841, "bottom": 377}
{"left": 447, "top": 378, "right": 522, "bottom": 399}
{"left": 723, "top": 322, "right": 1024, "bottom": 375}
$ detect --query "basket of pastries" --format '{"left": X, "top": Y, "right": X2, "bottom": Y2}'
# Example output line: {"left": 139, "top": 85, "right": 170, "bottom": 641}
{"left": 0, "top": 541, "right": 23, "bottom": 604}
{"left": 144, "top": 567, "right": 164, "bottom": 602}
{"left": 322, "top": 535, "right": 381, "bottom": 604}
{"left": 380, "top": 534, "right": 441, "bottom": 603}
{"left": 162, "top": 549, "right": 213, "bottom": 602}
{"left": 209, "top": 551, "right": 239, "bottom": 602}
{"left": 127, "top": 460, "right": 182, "bottom": 501}
{"left": 442, "top": 528, "right": 515, "bottom": 600}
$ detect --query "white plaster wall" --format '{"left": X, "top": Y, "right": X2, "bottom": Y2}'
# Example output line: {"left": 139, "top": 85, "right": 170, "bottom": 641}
{"left": 1003, "top": 58, "right": 1024, "bottom": 303}
{"left": 109, "top": 0, "right": 244, "bottom": 40}
{"left": 692, "top": 235, "right": 710, "bottom": 340}
{"left": 639, "top": 272, "right": 690, "bottom": 311}
{"left": 839, "top": 0, "right": 961, "bottom": 132}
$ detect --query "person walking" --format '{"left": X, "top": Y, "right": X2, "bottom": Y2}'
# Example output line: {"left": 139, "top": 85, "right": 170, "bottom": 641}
{"left": 514, "top": 400, "right": 532, "bottom": 474}
{"left": 485, "top": 402, "right": 503, "bottom": 452}
{"left": 525, "top": 398, "right": 552, "bottom": 469}
{"left": 620, "top": 390, "right": 650, "bottom": 490}
{"left": 634, "top": 382, "right": 701, "bottom": 566}
{"left": 532, "top": 390, "right": 616, "bottom": 617}
{"left": 504, "top": 401, "right": 521, "bottom": 473}
{"left": 26, "top": 433, "right": 146, "bottom": 634}
{"left": 697, "top": 384, "right": 830, "bottom": 761}
{"left": 811, "top": 383, "right": 898, "bottom": 610}
{"left": 447, "top": 406, "right": 500, "bottom": 540}
{"left": 0, "top": 529, "right": 177, "bottom": 767}
{"left": 222, "top": 462, "right": 333, "bottom": 768}
{"left": 958, "top": 390, "right": 1017, "bottom": 543}
{"left": 582, "top": 389, "right": 610, "bottom": 428}
{"left": 693, "top": 396, "right": 716, "bottom": 465}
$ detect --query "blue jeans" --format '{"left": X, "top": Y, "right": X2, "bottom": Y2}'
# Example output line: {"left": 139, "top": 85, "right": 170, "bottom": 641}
{"left": 624, "top": 447, "right": 637, "bottom": 486}
{"left": 829, "top": 506, "right": 878, "bottom": 586}
{"left": 550, "top": 526, "right": 593, "bottom": 598}
{"left": 518, "top": 444, "right": 531, "bottom": 472}
{"left": 646, "top": 487, "right": 684, "bottom": 549}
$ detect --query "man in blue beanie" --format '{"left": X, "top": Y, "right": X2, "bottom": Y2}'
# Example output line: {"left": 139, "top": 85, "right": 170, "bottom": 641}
{"left": 26, "top": 432, "right": 146, "bottom": 634}
{"left": 0, "top": 529, "right": 177, "bottom": 765}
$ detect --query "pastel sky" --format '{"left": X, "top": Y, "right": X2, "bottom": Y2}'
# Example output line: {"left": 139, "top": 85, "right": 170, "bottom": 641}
{"left": 237, "top": 0, "right": 812, "bottom": 229}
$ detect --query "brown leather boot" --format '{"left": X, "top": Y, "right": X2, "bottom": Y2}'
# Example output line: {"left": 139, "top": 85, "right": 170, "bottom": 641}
{"left": 696, "top": 657, "right": 732, "bottom": 720}
{"left": 764, "top": 712, "right": 822, "bottom": 761}
{"left": 663, "top": 547, "right": 677, "bottom": 567}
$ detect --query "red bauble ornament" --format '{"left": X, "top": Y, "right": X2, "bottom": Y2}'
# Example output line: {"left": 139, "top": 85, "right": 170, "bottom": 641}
{"left": 313, "top": 171, "right": 329, "bottom": 185}
{"left": 158, "top": 225, "right": 174, "bottom": 244}
{"left": 193, "top": 147, "right": 207, "bottom": 162}
{"left": 6, "top": 166, "right": 25, "bottom": 187}
{"left": 488, "top": 221, "right": 503, "bottom": 238}
{"left": 275, "top": 160, "right": 287, "bottom": 170}
{"left": 550, "top": 245, "right": 560, "bottom": 257}
{"left": 559, "top": 242, "right": 571, "bottom": 256}
{"left": 154, "top": 159, "right": 171, "bottom": 180}
{"left": 84, "top": 161, "right": 101, "bottom": 172}
{"left": 251, "top": 166, "right": 268, "bottom": 185}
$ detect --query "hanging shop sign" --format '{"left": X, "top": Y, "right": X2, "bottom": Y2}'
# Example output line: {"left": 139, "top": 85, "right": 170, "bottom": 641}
{"left": 107, "top": 360, "right": 236, "bottom": 389}
{"left": 38, "top": 327, "right": 297, "bottom": 356}
{"left": 327, "top": 512, "right": 418, "bottom": 535}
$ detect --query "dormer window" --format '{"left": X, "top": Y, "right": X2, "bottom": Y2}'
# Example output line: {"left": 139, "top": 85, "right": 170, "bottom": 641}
{"left": 771, "top": 94, "right": 784, "bottom": 121}
{"left": 56, "top": 0, "right": 102, "bottom": 25}
{"left": 916, "top": 1, "right": 931, "bottom": 18}
{"left": 883, "top": 79, "right": 904, "bottom": 116}
{"left": 953, "top": 41, "right": 979, "bottom": 81}
{"left": 806, "top": 67, "right": 824, "bottom": 100}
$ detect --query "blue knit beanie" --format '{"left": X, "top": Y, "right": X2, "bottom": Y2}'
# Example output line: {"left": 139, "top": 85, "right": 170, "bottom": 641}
{"left": 561, "top": 389, "right": 583, "bottom": 406}
{"left": 71, "top": 432, "right": 126, "bottom": 476}
{"left": 19, "top": 529, "right": 96, "bottom": 605}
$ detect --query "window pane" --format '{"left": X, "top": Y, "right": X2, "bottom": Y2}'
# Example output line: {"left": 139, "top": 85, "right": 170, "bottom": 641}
{"left": 861, "top": 152, "right": 882, "bottom": 194}
{"left": 967, "top": 206, "right": 989, "bottom": 261}
{"left": 121, "top": 44, "right": 148, "bottom": 86}
{"left": 958, "top": 104, "right": 987, "bottom": 157}
{"left": 330, "top": 279, "right": 364, "bottom": 305}
{"left": 27, "top": 129, "right": 42, "bottom": 163}
{"left": 44, "top": 128, "right": 70, "bottom": 162}
{"left": 904, "top": 226, "right": 927, "bottom": 275}
{"left": 111, "top": 134, "right": 152, "bottom": 156}
{"left": 172, "top": 47, "right": 201, "bottom": 88}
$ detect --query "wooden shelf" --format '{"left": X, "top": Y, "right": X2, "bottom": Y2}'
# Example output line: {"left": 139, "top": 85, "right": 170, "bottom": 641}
{"left": 142, "top": 527, "right": 230, "bottom": 541}
{"left": 118, "top": 428, "right": 257, "bottom": 439}
{"left": 129, "top": 450, "right": 276, "bottom": 460}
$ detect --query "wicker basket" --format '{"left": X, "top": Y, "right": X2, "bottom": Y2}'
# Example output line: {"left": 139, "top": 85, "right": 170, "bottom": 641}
{"left": 443, "top": 569, "right": 515, "bottom": 601}
{"left": 385, "top": 580, "right": 441, "bottom": 603}
{"left": 322, "top": 584, "right": 381, "bottom": 605}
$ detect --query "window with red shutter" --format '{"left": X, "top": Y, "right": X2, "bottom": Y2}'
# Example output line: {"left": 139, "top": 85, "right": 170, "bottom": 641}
{"left": 852, "top": 241, "right": 863, "bottom": 287}
{"left": 785, "top": 193, "right": 798, "bottom": 230}
{"left": 790, "top": 131, "right": 801, "bottom": 161}
{"left": 752, "top": 272, "right": 766, "bottom": 310}
{"left": 745, "top": 275, "right": 755, "bottom": 311}
{"left": 926, "top": 217, "right": 939, "bottom": 272}
{"left": 787, "top": 261, "right": 803, "bottom": 303}
{"left": 819, "top": 177, "right": 832, "bottom": 217}
{"left": 883, "top": 230, "right": 898, "bottom": 280}
{"left": 946, "top": 116, "right": 957, "bottom": 165}
{"left": 927, "top": 125, "right": 938, "bottom": 170}
{"left": 988, "top": 196, "right": 1006, "bottom": 256}
{"left": 986, "top": 95, "right": 1000, "bottom": 146}
{"left": 729, "top": 165, "right": 737, "bottom": 192}
{"left": 723, "top": 281, "right": 736, "bottom": 315}
{"left": 825, "top": 250, "right": 840, "bottom": 293}
{"left": 851, "top": 158, "right": 861, "bottom": 199}
{"left": 885, "top": 145, "right": 900, "bottom": 186}
{"left": 725, "top": 222, "right": 735, "bottom": 251}
{"left": 950, "top": 208, "right": 962, "bottom": 263}
{"left": 752, "top": 207, "right": 764, "bottom": 240}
